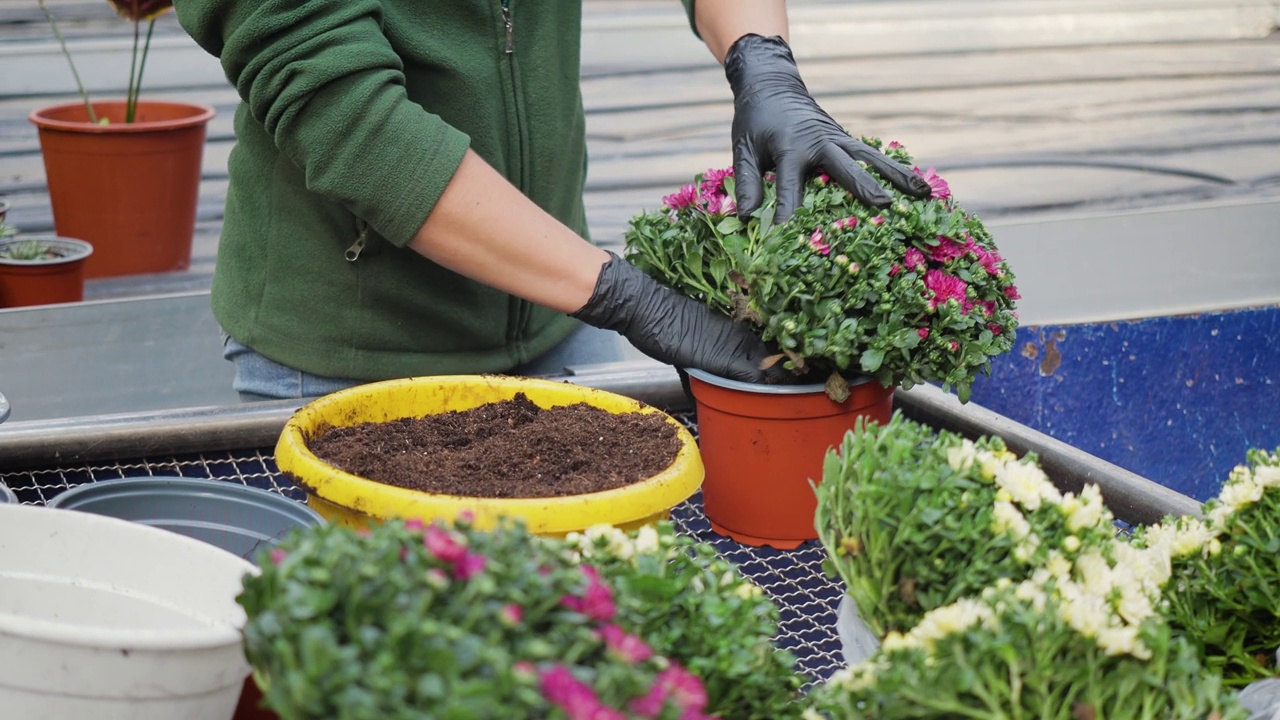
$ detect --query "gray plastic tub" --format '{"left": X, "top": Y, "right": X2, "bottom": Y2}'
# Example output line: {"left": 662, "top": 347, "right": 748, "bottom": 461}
{"left": 47, "top": 476, "right": 324, "bottom": 561}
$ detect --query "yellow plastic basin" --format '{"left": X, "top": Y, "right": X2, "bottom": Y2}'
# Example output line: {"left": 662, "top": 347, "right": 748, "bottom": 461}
{"left": 274, "top": 375, "right": 704, "bottom": 536}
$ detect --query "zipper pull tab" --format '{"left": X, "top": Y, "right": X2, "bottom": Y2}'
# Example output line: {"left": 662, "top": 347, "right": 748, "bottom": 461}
{"left": 502, "top": 6, "right": 513, "bottom": 54}
{"left": 345, "top": 224, "right": 370, "bottom": 262}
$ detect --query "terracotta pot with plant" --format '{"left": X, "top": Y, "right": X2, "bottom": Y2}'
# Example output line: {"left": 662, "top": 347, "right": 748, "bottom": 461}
{"left": 623, "top": 138, "right": 1021, "bottom": 549}
{"left": 31, "top": 0, "right": 213, "bottom": 279}
{"left": 0, "top": 211, "right": 93, "bottom": 308}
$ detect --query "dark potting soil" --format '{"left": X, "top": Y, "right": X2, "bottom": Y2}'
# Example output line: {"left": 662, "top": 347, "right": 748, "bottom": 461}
{"left": 306, "top": 393, "right": 682, "bottom": 499}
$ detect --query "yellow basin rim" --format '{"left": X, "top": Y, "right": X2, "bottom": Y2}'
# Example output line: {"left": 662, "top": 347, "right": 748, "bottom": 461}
{"left": 274, "top": 375, "right": 704, "bottom": 534}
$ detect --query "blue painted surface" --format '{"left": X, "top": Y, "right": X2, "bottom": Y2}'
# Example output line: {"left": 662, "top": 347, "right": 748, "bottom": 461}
{"left": 968, "top": 306, "right": 1280, "bottom": 503}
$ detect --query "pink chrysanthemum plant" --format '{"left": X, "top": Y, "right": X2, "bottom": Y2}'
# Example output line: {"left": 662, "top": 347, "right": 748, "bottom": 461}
{"left": 565, "top": 522, "right": 806, "bottom": 719}
{"left": 625, "top": 137, "right": 1020, "bottom": 402}
{"left": 237, "top": 515, "right": 722, "bottom": 720}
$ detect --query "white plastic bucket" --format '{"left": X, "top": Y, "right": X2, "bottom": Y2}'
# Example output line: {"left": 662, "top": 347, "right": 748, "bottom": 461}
{"left": 0, "top": 503, "right": 258, "bottom": 719}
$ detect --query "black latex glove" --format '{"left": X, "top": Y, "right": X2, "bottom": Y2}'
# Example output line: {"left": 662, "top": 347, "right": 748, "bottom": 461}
{"left": 571, "top": 253, "right": 791, "bottom": 384}
{"left": 724, "top": 33, "right": 932, "bottom": 224}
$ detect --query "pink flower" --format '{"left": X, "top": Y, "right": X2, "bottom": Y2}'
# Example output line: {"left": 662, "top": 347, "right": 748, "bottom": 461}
{"left": 988, "top": 323, "right": 1004, "bottom": 336}
{"left": 930, "top": 236, "right": 969, "bottom": 264}
{"left": 514, "top": 661, "right": 536, "bottom": 677}
{"left": 629, "top": 685, "right": 667, "bottom": 718}
{"left": 969, "top": 242, "right": 1003, "bottom": 277}
{"left": 924, "top": 269, "right": 971, "bottom": 311}
{"left": 808, "top": 227, "right": 831, "bottom": 256}
{"left": 357, "top": 528, "right": 372, "bottom": 538}
{"left": 540, "top": 666, "right": 619, "bottom": 720}
{"left": 949, "top": 340, "right": 960, "bottom": 352}
{"left": 917, "top": 328, "right": 930, "bottom": 339}
{"left": 269, "top": 548, "right": 287, "bottom": 565}
{"left": 889, "top": 264, "right": 901, "bottom": 277}
{"left": 599, "top": 625, "right": 654, "bottom": 663}
{"left": 453, "top": 551, "right": 487, "bottom": 580}
{"left": 1005, "top": 284, "right": 1022, "bottom": 300}
{"left": 700, "top": 192, "right": 736, "bottom": 217}
{"left": 656, "top": 667, "right": 708, "bottom": 712}
{"left": 424, "top": 525, "right": 467, "bottom": 563}
{"left": 499, "top": 603, "right": 524, "bottom": 626}
{"left": 816, "top": 172, "right": 830, "bottom": 185}
{"left": 426, "top": 568, "right": 450, "bottom": 588}
{"left": 700, "top": 167, "right": 734, "bottom": 195}
{"left": 887, "top": 140, "right": 903, "bottom": 149}
{"left": 869, "top": 216, "right": 885, "bottom": 226}
{"left": 833, "top": 216, "right": 858, "bottom": 231}
{"left": 979, "top": 300, "right": 996, "bottom": 317}
{"left": 456, "top": 509, "right": 475, "bottom": 524}
{"left": 629, "top": 666, "right": 710, "bottom": 719}
{"left": 561, "top": 565, "right": 617, "bottom": 622}
{"left": 913, "top": 166, "right": 951, "bottom": 200}
{"left": 662, "top": 184, "right": 698, "bottom": 211}
{"left": 404, "top": 518, "right": 424, "bottom": 532}
{"left": 904, "top": 247, "right": 925, "bottom": 270}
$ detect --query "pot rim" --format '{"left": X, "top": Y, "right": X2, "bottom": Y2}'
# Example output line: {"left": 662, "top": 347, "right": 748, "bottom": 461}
{"left": 0, "top": 503, "right": 255, "bottom": 651}
{"left": 685, "top": 367, "right": 877, "bottom": 395}
{"left": 47, "top": 475, "right": 326, "bottom": 526}
{"left": 29, "top": 100, "right": 216, "bottom": 135}
{"left": 0, "top": 236, "right": 93, "bottom": 266}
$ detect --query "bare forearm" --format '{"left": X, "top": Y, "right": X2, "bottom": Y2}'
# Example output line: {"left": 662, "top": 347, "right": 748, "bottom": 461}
{"left": 408, "top": 150, "right": 610, "bottom": 314}
{"left": 693, "top": 0, "right": 788, "bottom": 63}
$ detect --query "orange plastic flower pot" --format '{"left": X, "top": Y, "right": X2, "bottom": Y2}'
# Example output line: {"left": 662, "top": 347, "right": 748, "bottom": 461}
{"left": 0, "top": 237, "right": 93, "bottom": 308}
{"left": 29, "top": 100, "right": 214, "bottom": 279}
{"left": 686, "top": 368, "right": 894, "bottom": 550}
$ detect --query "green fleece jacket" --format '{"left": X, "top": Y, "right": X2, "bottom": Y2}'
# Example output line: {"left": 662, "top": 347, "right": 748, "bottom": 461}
{"left": 175, "top": 0, "right": 700, "bottom": 380}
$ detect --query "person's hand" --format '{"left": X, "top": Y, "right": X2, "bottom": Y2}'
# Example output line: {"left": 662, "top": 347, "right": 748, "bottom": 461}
{"left": 724, "top": 33, "right": 932, "bottom": 224}
{"left": 571, "top": 253, "right": 792, "bottom": 384}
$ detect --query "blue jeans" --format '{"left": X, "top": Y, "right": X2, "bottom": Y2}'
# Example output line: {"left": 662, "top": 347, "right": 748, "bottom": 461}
{"left": 222, "top": 324, "right": 628, "bottom": 402}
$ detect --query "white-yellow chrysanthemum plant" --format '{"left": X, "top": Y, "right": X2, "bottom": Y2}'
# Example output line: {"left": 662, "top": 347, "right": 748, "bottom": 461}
{"left": 814, "top": 411, "right": 1122, "bottom": 638}
{"left": 1132, "top": 446, "right": 1280, "bottom": 686}
{"left": 803, "top": 577, "right": 1247, "bottom": 720}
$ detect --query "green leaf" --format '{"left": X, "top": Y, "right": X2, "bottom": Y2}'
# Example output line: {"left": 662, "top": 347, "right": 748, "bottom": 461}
{"left": 716, "top": 216, "right": 745, "bottom": 235}
{"left": 860, "top": 348, "right": 885, "bottom": 373}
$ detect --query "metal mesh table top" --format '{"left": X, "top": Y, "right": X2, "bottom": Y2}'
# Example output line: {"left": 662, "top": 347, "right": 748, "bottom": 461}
{"left": 0, "top": 416, "right": 847, "bottom": 687}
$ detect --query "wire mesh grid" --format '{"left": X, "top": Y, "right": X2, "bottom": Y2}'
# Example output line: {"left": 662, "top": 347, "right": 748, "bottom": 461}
{"left": 0, "top": 413, "right": 849, "bottom": 687}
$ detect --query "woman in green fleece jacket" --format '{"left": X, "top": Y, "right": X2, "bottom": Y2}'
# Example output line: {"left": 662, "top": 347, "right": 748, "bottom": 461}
{"left": 173, "top": 0, "right": 929, "bottom": 400}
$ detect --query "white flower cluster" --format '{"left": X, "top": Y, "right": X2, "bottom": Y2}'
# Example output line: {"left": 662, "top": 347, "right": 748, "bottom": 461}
{"left": 565, "top": 523, "right": 663, "bottom": 563}
{"left": 1140, "top": 449, "right": 1280, "bottom": 561}
{"left": 877, "top": 596, "right": 995, "bottom": 656}
{"left": 949, "top": 439, "right": 1114, "bottom": 564}
{"left": 1025, "top": 544, "right": 1166, "bottom": 660}
{"left": 1206, "top": 454, "right": 1280, "bottom": 529}
{"left": 563, "top": 523, "right": 765, "bottom": 601}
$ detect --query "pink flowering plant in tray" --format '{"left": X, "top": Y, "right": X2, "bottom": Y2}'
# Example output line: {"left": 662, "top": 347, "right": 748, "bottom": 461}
{"left": 624, "top": 137, "right": 1020, "bottom": 401}
{"left": 237, "top": 515, "right": 802, "bottom": 719}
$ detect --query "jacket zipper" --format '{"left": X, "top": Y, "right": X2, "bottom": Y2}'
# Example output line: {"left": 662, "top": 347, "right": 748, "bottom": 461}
{"left": 344, "top": 220, "right": 371, "bottom": 262}
{"left": 499, "top": 0, "right": 533, "bottom": 344}
{"left": 501, "top": 0, "right": 513, "bottom": 54}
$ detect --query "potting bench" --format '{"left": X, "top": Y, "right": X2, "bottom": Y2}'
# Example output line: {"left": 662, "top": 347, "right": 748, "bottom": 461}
{"left": 0, "top": 361, "right": 1200, "bottom": 685}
